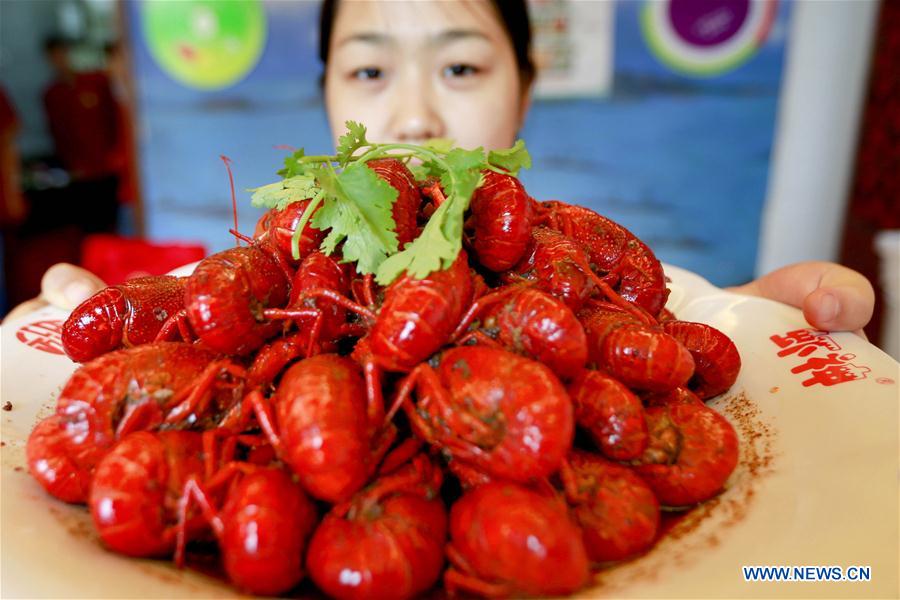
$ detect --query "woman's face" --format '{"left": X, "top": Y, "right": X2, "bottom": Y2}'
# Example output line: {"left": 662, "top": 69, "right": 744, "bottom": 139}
{"left": 324, "top": 0, "right": 530, "bottom": 150}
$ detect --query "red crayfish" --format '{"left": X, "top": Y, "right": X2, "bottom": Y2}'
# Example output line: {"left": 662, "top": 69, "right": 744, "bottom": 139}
{"left": 26, "top": 152, "right": 750, "bottom": 599}
{"left": 451, "top": 283, "right": 588, "bottom": 379}
{"left": 245, "top": 353, "right": 395, "bottom": 503}
{"left": 632, "top": 402, "right": 740, "bottom": 506}
{"left": 445, "top": 481, "right": 590, "bottom": 597}
{"left": 392, "top": 346, "right": 574, "bottom": 483}
{"left": 89, "top": 429, "right": 317, "bottom": 596}
{"left": 535, "top": 200, "right": 669, "bottom": 316}
{"left": 466, "top": 170, "right": 534, "bottom": 271}
{"left": 559, "top": 450, "right": 660, "bottom": 563}
{"left": 61, "top": 275, "right": 187, "bottom": 363}
{"left": 27, "top": 342, "right": 243, "bottom": 504}
{"left": 307, "top": 453, "right": 447, "bottom": 600}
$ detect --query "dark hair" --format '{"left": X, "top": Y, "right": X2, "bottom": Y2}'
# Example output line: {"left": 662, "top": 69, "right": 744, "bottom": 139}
{"left": 43, "top": 35, "right": 71, "bottom": 54}
{"left": 103, "top": 40, "right": 121, "bottom": 56}
{"left": 318, "top": 0, "right": 535, "bottom": 90}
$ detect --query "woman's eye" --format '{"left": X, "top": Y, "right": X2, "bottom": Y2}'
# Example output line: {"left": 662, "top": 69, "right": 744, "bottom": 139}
{"left": 443, "top": 63, "right": 479, "bottom": 78}
{"left": 352, "top": 67, "right": 383, "bottom": 80}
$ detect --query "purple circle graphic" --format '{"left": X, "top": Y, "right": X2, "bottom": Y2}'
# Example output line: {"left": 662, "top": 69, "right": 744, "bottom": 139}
{"left": 669, "top": 0, "right": 750, "bottom": 47}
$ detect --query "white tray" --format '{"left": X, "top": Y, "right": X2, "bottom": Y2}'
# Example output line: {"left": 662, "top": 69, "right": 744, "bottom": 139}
{"left": 2, "top": 264, "right": 898, "bottom": 598}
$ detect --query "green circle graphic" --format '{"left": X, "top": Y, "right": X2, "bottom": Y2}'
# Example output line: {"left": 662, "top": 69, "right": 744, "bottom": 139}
{"left": 141, "top": 0, "right": 266, "bottom": 90}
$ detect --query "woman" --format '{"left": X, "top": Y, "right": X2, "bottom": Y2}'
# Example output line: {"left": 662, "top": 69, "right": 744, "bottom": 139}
{"left": 7, "top": 0, "right": 874, "bottom": 332}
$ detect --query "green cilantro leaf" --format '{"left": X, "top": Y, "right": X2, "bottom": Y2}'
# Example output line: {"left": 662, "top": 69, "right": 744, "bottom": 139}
{"left": 253, "top": 123, "right": 533, "bottom": 285}
{"left": 408, "top": 163, "right": 431, "bottom": 182}
{"left": 376, "top": 147, "right": 486, "bottom": 283}
{"left": 422, "top": 138, "right": 455, "bottom": 154}
{"left": 376, "top": 203, "right": 459, "bottom": 283}
{"left": 311, "top": 163, "right": 399, "bottom": 274}
{"left": 487, "top": 139, "right": 532, "bottom": 175}
{"left": 335, "top": 120, "right": 370, "bottom": 165}
{"left": 277, "top": 148, "right": 307, "bottom": 178}
{"left": 249, "top": 174, "right": 318, "bottom": 210}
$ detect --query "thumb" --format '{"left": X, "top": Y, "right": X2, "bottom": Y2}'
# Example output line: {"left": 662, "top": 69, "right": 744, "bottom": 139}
{"left": 802, "top": 283, "right": 875, "bottom": 333}
{"left": 41, "top": 264, "right": 106, "bottom": 310}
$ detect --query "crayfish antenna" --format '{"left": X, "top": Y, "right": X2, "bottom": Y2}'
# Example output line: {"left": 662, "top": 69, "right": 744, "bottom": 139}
{"left": 220, "top": 155, "right": 242, "bottom": 247}
{"left": 228, "top": 229, "right": 254, "bottom": 245}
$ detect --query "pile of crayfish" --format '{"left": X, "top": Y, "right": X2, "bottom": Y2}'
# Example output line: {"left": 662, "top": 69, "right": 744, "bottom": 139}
{"left": 27, "top": 157, "right": 742, "bottom": 598}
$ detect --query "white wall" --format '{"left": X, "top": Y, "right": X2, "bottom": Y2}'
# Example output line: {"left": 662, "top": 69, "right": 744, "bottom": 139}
{"left": 757, "top": 0, "right": 880, "bottom": 275}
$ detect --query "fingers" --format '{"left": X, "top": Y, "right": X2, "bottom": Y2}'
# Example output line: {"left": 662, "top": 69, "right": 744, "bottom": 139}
{"left": 801, "top": 276, "right": 875, "bottom": 333}
{"left": 40, "top": 263, "right": 106, "bottom": 310}
{"left": 728, "top": 261, "right": 875, "bottom": 333}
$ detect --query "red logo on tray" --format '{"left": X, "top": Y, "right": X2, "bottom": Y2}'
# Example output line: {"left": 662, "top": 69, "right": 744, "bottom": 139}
{"left": 15, "top": 320, "right": 65, "bottom": 355}
{"left": 770, "top": 329, "right": 871, "bottom": 387}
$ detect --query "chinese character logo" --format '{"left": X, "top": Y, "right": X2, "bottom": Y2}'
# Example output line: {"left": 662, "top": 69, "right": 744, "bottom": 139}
{"left": 15, "top": 320, "right": 65, "bottom": 355}
{"left": 770, "top": 329, "right": 870, "bottom": 387}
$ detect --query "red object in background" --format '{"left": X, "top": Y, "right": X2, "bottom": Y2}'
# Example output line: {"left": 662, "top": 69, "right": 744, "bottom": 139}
{"left": 43, "top": 72, "right": 121, "bottom": 181}
{"left": 81, "top": 234, "right": 206, "bottom": 285}
{"left": 847, "top": 1, "right": 900, "bottom": 230}
{"left": 839, "top": 0, "right": 900, "bottom": 344}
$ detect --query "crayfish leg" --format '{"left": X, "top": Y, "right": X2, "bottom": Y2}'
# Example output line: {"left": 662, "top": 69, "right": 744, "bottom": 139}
{"left": 299, "top": 286, "right": 376, "bottom": 322}
{"left": 164, "top": 360, "right": 245, "bottom": 425}
{"left": 449, "top": 284, "right": 524, "bottom": 341}
{"left": 584, "top": 269, "right": 657, "bottom": 327}
{"left": 173, "top": 478, "right": 225, "bottom": 568}
{"left": 444, "top": 550, "right": 512, "bottom": 599}
{"left": 155, "top": 309, "right": 193, "bottom": 343}
{"left": 246, "top": 331, "right": 317, "bottom": 390}
{"left": 363, "top": 358, "right": 385, "bottom": 426}
{"left": 385, "top": 364, "right": 424, "bottom": 424}
{"left": 377, "top": 437, "right": 424, "bottom": 476}
{"left": 239, "top": 390, "right": 284, "bottom": 458}
{"left": 115, "top": 401, "right": 164, "bottom": 439}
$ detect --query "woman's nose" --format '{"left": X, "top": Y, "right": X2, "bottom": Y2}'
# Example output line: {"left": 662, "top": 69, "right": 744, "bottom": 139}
{"left": 388, "top": 74, "right": 445, "bottom": 142}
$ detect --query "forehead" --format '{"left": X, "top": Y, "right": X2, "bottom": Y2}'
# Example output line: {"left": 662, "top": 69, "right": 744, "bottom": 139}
{"left": 331, "top": 0, "right": 506, "bottom": 45}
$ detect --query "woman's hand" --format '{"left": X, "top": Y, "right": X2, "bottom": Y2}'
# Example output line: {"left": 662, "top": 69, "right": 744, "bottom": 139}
{"left": 2, "top": 264, "right": 105, "bottom": 323}
{"left": 728, "top": 262, "right": 875, "bottom": 335}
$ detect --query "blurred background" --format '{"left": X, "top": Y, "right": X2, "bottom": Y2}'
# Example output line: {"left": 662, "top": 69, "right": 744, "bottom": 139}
{"left": 0, "top": 0, "right": 896, "bottom": 356}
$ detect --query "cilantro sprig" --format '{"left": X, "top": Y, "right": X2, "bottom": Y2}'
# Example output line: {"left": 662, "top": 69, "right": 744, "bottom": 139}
{"left": 250, "top": 121, "right": 531, "bottom": 284}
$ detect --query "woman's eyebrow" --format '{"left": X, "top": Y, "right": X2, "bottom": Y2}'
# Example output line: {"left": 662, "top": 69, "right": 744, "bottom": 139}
{"left": 335, "top": 29, "right": 489, "bottom": 49}
{"left": 431, "top": 29, "right": 490, "bottom": 45}
{"left": 336, "top": 32, "right": 393, "bottom": 48}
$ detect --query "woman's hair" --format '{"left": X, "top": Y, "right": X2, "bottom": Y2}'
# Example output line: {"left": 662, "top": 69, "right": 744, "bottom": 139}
{"left": 318, "top": 0, "right": 535, "bottom": 90}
